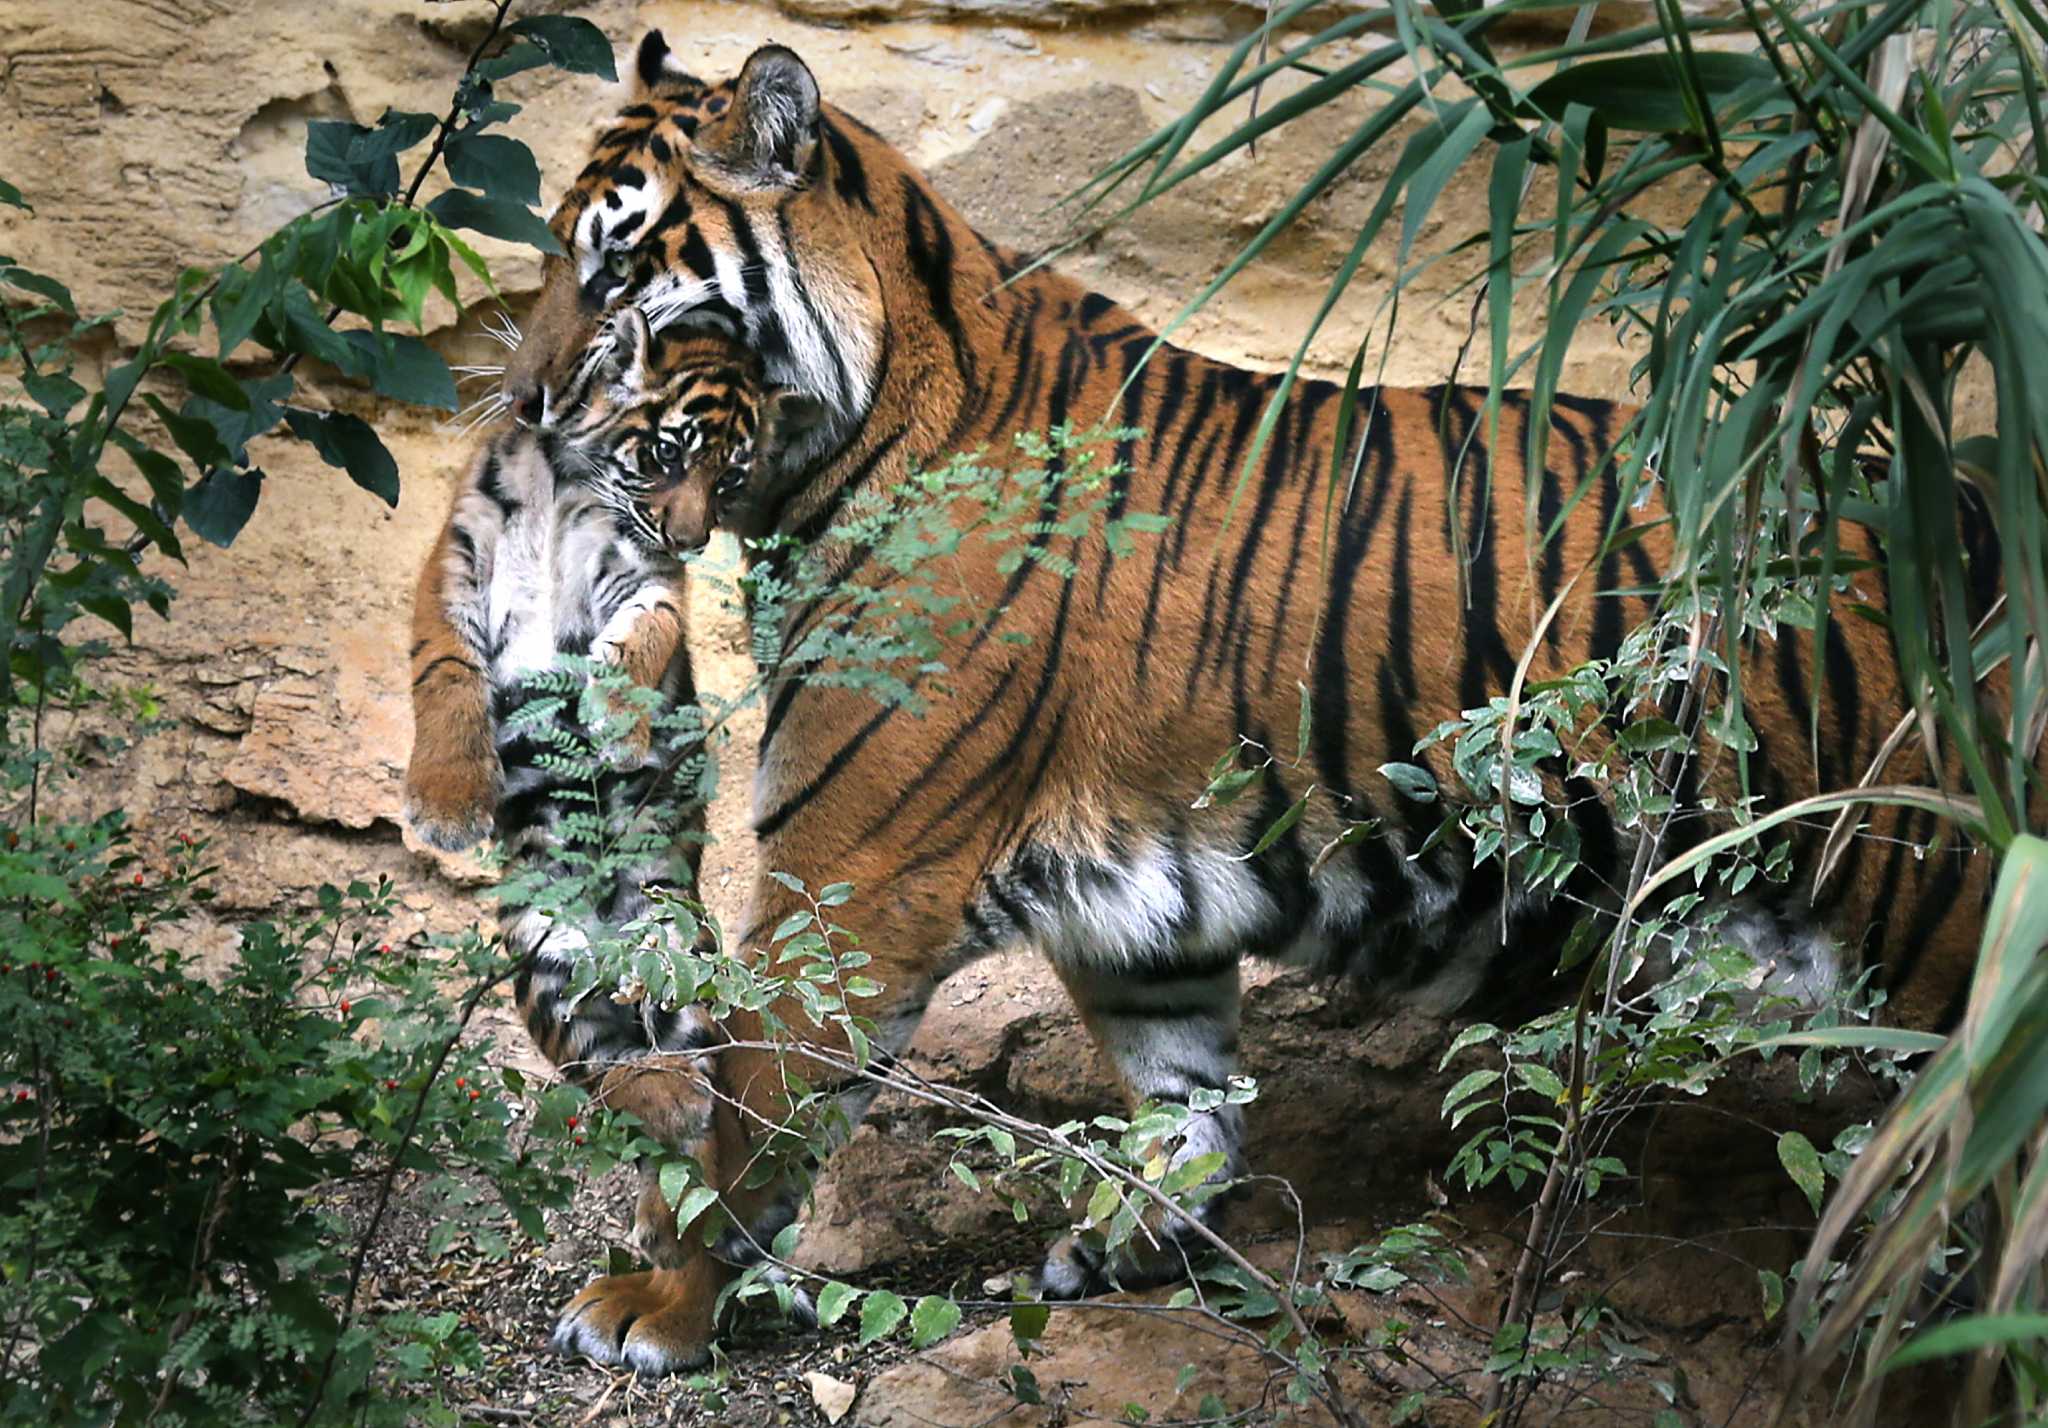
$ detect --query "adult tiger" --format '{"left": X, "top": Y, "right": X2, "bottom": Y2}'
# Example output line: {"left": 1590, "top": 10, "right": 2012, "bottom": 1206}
{"left": 495, "top": 33, "right": 2003, "bottom": 1374}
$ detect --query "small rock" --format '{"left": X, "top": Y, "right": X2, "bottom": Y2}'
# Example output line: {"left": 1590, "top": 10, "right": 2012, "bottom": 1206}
{"left": 802, "top": 1370, "right": 856, "bottom": 1424}
{"left": 967, "top": 98, "right": 1006, "bottom": 134}
{"left": 884, "top": 39, "right": 973, "bottom": 70}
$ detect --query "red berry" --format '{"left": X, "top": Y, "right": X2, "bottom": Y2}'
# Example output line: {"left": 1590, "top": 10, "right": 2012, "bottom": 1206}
{"left": 468, "top": 1089, "right": 481, "bottom": 1102}
{"left": 325, "top": 963, "right": 338, "bottom": 974}
{"left": 108, "top": 936, "right": 121, "bottom": 949}
{"left": 565, "top": 1116, "right": 578, "bottom": 1130}
{"left": 0, "top": 964, "right": 10, "bottom": 975}
{"left": 378, "top": 943, "right": 392, "bottom": 955}
{"left": 455, "top": 1077, "right": 466, "bottom": 1089}
{"left": 44, "top": 969, "right": 55, "bottom": 982}
{"left": 14, "top": 1091, "right": 27, "bottom": 1104}
{"left": 64, "top": 841, "right": 76, "bottom": 852}
{"left": 133, "top": 873, "right": 143, "bottom": 886}
{"left": 4, "top": 831, "right": 16, "bottom": 848}
{"left": 385, "top": 1079, "right": 399, "bottom": 1091}
{"left": 574, "top": 1136, "right": 586, "bottom": 1146}
{"left": 339, "top": 1000, "right": 351, "bottom": 1016}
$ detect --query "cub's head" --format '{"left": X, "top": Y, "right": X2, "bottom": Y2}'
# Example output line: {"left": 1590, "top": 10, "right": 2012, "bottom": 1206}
{"left": 560, "top": 307, "right": 822, "bottom": 553}
{"left": 504, "top": 34, "right": 887, "bottom": 472}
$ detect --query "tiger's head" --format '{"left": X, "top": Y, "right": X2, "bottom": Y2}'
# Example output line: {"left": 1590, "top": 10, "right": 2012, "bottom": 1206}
{"left": 503, "top": 34, "right": 891, "bottom": 479}
{"left": 557, "top": 307, "right": 823, "bottom": 553}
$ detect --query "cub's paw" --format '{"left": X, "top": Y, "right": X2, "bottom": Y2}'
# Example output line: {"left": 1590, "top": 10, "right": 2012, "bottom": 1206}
{"left": 402, "top": 757, "right": 498, "bottom": 852}
{"left": 1037, "top": 1230, "right": 1194, "bottom": 1300}
{"left": 551, "top": 1267, "right": 719, "bottom": 1378}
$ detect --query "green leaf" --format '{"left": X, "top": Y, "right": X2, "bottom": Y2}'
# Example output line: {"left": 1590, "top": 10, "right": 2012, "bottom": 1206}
{"left": 1528, "top": 53, "right": 1775, "bottom": 134}
{"left": 816, "top": 1281, "right": 859, "bottom": 1327}
{"left": 1757, "top": 1269, "right": 1784, "bottom": 1322}
{"left": 427, "top": 188, "right": 563, "bottom": 257}
{"left": 444, "top": 132, "right": 542, "bottom": 208}
{"left": 1379, "top": 762, "right": 1438, "bottom": 803}
{"left": 476, "top": 42, "right": 549, "bottom": 83}
{"left": 3, "top": 265, "right": 75, "bottom": 315}
{"left": 305, "top": 111, "right": 437, "bottom": 196}
{"left": 0, "top": 176, "right": 26, "bottom": 210}
{"left": 89, "top": 475, "right": 181, "bottom": 562}
{"left": 283, "top": 408, "right": 399, "bottom": 506}
{"left": 183, "top": 467, "right": 263, "bottom": 547}
{"left": 1161, "top": 1151, "right": 1227, "bottom": 1195}
{"left": 1438, "top": 1023, "right": 1500, "bottom": 1070}
{"left": 108, "top": 430, "right": 186, "bottom": 520}
{"left": 211, "top": 258, "right": 285, "bottom": 359}
{"left": 184, "top": 374, "right": 292, "bottom": 466}
{"left": 858, "top": 1288, "right": 907, "bottom": 1345}
{"left": 22, "top": 371, "right": 85, "bottom": 419}
{"left": 1878, "top": 1313, "right": 2048, "bottom": 1375}
{"left": 507, "top": 16, "right": 618, "bottom": 80}
{"left": 1244, "top": 786, "right": 1313, "bottom": 859}
{"left": 339, "top": 329, "right": 457, "bottom": 411}
{"left": 141, "top": 394, "right": 233, "bottom": 471}
{"left": 274, "top": 286, "right": 357, "bottom": 370}
{"left": 1442, "top": 1068, "right": 1501, "bottom": 1118}
{"left": 1777, "top": 1131, "right": 1825, "bottom": 1215}
{"left": 672, "top": 1185, "right": 720, "bottom": 1237}
{"left": 908, "top": 1295, "right": 961, "bottom": 1349}
{"left": 159, "top": 352, "right": 250, "bottom": 410}
{"left": 1514, "top": 1063, "right": 1566, "bottom": 1101}
{"left": 1010, "top": 1300, "right": 1050, "bottom": 1347}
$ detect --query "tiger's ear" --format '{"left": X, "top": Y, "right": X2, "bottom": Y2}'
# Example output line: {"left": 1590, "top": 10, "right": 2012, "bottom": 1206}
{"left": 705, "top": 45, "right": 819, "bottom": 184}
{"left": 632, "top": 30, "right": 700, "bottom": 96}
{"left": 603, "top": 308, "right": 657, "bottom": 392}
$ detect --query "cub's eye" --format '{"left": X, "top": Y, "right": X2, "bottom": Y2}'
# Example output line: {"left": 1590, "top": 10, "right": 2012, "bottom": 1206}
{"left": 606, "top": 249, "right": 633, "bottom": 280}
{"left": 714, "top": 465, "right": 747, "bottom": 498}
{"left": 651, "top": 435, "right": 683, "bottom": 468}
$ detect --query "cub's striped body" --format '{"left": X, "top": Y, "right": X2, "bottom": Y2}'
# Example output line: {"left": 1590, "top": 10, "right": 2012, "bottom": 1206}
{"left": 404, "top": 319, "right": 771, "bottom": 1268}
{"left": 486, "top": 34, "right": 2013, "bottom": 1374}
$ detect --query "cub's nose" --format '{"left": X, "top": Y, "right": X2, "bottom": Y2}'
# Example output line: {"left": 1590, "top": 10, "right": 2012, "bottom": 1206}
{"left": 503, "top": 374, "right": 545, "bottom": 424}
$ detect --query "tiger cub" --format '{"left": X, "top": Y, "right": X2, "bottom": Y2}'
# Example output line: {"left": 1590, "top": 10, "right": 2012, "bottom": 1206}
{"left": 403, "top": 310, "right": 770, "bottom": 1266}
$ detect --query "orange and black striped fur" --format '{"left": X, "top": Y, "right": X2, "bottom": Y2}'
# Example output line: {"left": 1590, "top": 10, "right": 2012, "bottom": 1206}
{"left": 494, "top": 34, "right": 2013, "bottom": 1374}
{"left": 405, "top": 314, "right": 784, "bottom": 1271}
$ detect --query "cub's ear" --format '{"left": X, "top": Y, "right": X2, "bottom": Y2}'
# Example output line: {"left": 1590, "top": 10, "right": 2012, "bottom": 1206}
{"left": 760, "top": 388, "right": 828, "bottom": 452}
{"left": 705, "top": 45, "right": 819, "bottom": 184}
{"left": 633, "top": 30, "right": 700, "bottom": 95}
{"left": 602, "top": 307, "right": 657, "bottom": 391}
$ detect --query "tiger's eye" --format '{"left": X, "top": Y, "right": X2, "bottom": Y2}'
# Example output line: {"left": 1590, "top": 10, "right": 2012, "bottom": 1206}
{"left": 652, "top": 435, "right": 683, "bottom": 468}
{"left": 606, "top": 249, "right": 633, "bottom": 279}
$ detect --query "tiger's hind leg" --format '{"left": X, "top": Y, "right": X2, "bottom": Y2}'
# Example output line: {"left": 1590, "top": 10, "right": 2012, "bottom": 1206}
{"left": 1039, "top": 954, "right": 1247, "bottom": 1298}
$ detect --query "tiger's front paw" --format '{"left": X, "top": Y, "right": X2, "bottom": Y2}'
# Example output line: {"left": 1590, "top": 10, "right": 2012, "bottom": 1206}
{"left": 402, "top": 752, "right": 498, "bottom": 852}
{"left": 551, "top": 1265, "right": 721, "bottom": 1377}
